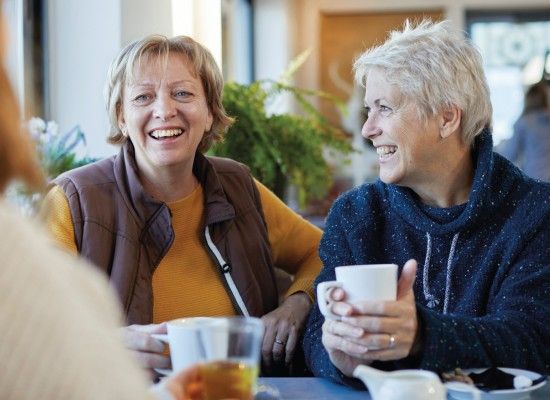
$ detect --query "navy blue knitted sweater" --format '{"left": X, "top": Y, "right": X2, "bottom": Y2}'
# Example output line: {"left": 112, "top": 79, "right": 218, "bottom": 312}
{"left": 303, "top": 131, "right": 550, "bottom": 387}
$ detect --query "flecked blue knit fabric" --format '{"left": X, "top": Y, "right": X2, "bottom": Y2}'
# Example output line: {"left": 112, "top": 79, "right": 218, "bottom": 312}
{"left": 303, "top": 130, "right": 550, "bottom": 388}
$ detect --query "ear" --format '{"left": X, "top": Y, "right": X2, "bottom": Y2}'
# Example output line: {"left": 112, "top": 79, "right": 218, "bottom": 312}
{"left": 439, "top": 105, "right": 461, "bottom": 139}
{"left": 117, "top": 110, "right": 127, "bottom": 136}
{"left": 205, "top": 110, "right": 213, "bottom": 133}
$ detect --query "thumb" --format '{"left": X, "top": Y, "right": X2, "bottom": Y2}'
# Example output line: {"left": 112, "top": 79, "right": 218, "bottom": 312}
{"left": 397, "top": 259, "right": 417, "bottom": 299}
{"left": 129, "top": 322, "right": 167, "bottom": 334}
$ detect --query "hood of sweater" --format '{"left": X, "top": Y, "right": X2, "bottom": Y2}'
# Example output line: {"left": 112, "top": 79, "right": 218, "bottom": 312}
{"left": 386, "top": 129, "right": 511, "bottom": 235}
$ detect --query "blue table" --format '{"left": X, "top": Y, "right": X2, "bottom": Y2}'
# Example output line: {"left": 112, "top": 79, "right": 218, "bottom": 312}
{"left": 259, "top": 377, "right": 550, "bottom": 400}
{"left": 258, "top": 378, "right": 368, "bottom": 399}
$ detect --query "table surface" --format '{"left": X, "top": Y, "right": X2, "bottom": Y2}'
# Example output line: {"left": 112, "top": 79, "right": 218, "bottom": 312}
{"left": 258, "top": 377, "right": 550, "bottom": 400}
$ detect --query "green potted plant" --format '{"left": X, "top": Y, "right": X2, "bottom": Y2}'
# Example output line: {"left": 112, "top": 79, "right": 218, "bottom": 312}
{"left": 211, "top": 55, "right": 353, "bottom": 209}
{"left": 7, "top": 118, "right": 96, "bottom": 214}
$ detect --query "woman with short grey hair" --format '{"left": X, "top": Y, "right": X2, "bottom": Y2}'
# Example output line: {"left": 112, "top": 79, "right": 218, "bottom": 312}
{"left": 304, "top": 19, "right": 550, "bottom": 386}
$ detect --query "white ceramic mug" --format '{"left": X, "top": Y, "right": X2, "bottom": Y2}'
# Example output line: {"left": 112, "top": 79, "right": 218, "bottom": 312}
{"left": 152, "top": 317, "right": 216, "bottom": 375}
{"left": 317, "top": 264, "right": 398, "bottom": 320}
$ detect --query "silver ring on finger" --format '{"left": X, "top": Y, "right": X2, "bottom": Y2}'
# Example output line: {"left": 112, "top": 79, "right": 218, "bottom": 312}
{"left": 274, "top": 339, "right": 286, "bottom": 346}
{"left": 388, "top": 334, "right": 396, "bottom": 349}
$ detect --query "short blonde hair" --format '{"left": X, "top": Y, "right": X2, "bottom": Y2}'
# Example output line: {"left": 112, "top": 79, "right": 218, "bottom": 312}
{"left": 104, "top": 35, "right": 233, "bottom": 152}
{"left": 0, "top": 66, "right": 43, "bottom": 192}
{"left": 354, "top": 19, "right": 492, "bottom": 145}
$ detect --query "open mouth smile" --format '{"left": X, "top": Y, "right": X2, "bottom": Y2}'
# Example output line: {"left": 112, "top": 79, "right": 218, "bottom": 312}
{"left": 376, "top": 145, "right": 397, "bottom": 160}
{"left": 149, "top": 128, "right": 183, "bottom": 140}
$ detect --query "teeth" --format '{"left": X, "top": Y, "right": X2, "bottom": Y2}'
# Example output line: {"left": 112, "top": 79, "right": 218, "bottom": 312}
{"left": 376, "top": 145, "right": 397, "bottom": 156}
{"left": 151, "top": 129, "right": 183, "bottom": 139}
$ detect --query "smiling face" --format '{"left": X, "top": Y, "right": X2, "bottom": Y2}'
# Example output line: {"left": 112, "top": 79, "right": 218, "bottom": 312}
{"left": 361, "top": 68, "right": 443, "bottom": 189}
{"left": 118, "top": 53, "right": 213, "bottom": 179}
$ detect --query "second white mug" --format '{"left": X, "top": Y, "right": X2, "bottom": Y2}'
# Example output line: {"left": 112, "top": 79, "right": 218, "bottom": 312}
{"left": 152, "top": 316, "right": 216, "bottom": 374}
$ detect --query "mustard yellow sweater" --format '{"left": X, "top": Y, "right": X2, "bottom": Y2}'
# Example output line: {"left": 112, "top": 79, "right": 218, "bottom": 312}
{"left": 43, "top": 180, "right": 322, "bottom": 323}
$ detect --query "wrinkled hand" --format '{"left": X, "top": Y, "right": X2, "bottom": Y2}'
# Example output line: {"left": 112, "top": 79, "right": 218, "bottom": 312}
{"left": 261, "top": 292, "right": 312, "bottom": 367}
{"left": 322, "top": 260, "right": 418, "bottom": 376}
{"left": 122, "top": 323, "right": 170, "bottom": 371}
{"left": 161, "top": 365, "right": 205, "bottom": 400}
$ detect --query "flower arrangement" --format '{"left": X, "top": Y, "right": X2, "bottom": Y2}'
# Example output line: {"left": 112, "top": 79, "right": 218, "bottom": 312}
{"left": 27, "top": 117, "right": 96, "bottom": 180}
{"left": 7, "top": 118, "right": 96, "bottom": 215}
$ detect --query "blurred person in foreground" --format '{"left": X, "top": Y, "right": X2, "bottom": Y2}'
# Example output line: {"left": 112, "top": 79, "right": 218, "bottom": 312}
{"left": 501, "top": 81, "right": 550, "bottom": 181}
{"left": 42, "top": 34, "right": 322, "bottom": 375}
{"left": 303, "top": 20, "right": 550, "bottom": 387}
{"left": 0, "top": 4, "right": 205, "bottom": 399}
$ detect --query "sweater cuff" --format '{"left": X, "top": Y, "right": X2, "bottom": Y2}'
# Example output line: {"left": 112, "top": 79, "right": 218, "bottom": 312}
{"left": 285, "top": 277, "right": 315, "bottom": 301}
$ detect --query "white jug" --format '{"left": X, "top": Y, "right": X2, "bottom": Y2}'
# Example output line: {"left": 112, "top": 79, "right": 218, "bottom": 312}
{"left": 353, "top": 365, "right": 480, "bottom": 400}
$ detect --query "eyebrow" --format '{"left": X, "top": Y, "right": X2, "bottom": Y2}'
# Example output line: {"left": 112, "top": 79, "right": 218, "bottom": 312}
{"left": 128, "top": 79, "right": 197, "bottom": 88}
{"left": 364, "top": 98, "right": 385, "bottom": 107}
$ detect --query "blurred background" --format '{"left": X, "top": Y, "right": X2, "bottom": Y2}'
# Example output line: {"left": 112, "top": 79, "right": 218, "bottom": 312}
{"left": 5, "top": 0, "right": 550, "bottom": 216}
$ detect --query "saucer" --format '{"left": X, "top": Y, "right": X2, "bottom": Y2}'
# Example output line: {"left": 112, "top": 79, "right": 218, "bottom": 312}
{"left": 447, "top": 368, "right": 546, "bottom": 400}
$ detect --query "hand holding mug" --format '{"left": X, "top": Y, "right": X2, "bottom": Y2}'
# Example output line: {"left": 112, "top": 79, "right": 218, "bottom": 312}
{"left": 317, "top": 263, "right": 398, "bottom": 320}
{"left": 122, "top": 323, "right": 170, "bottom": 371}
{"left": 320, "top": 260, "right": 420, "bottom": 375}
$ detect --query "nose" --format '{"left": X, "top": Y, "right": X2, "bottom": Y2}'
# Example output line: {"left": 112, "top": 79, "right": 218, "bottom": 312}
{"left": 153, "top": 94, "right": 177, "bottom": 121}
{"left": 361, "top": 113, "right": 382, "bottom": 140}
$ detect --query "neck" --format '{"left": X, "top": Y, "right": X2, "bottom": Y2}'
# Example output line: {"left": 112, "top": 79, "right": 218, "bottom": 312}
{"left": 413, "top": 139, "right": 474, "bottom": 208}
{"left": 139, "top": 162, "right": 198, "bottom": 203}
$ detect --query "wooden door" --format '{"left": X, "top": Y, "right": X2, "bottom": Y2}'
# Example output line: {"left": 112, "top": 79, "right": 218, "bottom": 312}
{"left": 319, "top": 11, "right": 444, "bottom": 128}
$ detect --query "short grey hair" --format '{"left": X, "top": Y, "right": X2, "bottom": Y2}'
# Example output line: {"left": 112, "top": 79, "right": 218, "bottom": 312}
{"left": 104, "top": 35, "right": 233, "bottom": 152}
{"left": 354, "top": 19, "right": 492, "bottom": 145}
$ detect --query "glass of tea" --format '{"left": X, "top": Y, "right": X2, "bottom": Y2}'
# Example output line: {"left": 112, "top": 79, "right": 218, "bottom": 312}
{"left": 199, "top": 316, "right": 264, "bottom": 400}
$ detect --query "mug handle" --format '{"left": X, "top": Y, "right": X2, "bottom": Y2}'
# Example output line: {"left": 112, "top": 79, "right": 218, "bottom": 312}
{"left": 317, "top": 281, "right": 343, "bottom": 320}
{"left": 151, "top": 334, "right": 172, "bottom": 376}
{"left": 151, "top": 333, "right": 169, "bottom": 343}
{"left": 444, "top": 382, "right": 481, "bottom": 400}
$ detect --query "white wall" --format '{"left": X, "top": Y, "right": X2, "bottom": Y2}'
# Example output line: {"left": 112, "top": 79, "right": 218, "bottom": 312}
{"left": 4, "top": 0, "right": 23, "bottom": 110}
{"left": 121, "top": 0, "right": 172, "bottom": 45}
{"left": 47, "top": 0, "right": 122, "bottom": 158}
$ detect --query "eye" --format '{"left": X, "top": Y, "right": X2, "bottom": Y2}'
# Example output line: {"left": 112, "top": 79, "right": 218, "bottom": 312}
{"left": 174, "top": 90, "right": 192, "bottom": 99}
{"left": 133, "top": 93, "right": 152, "bottom": 103}
{"left": 380, "top": 104, "right": 392, "bottom": 113}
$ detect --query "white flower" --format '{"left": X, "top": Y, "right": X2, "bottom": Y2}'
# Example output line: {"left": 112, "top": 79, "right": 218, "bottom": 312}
{"left": 45, "top": 120, "right": 59, "bottom": 137}
{"left": 43, "top": 120, "right": 59, "bottom": 144}
{"left": 28, "top": 117, "right": 46, "bottom": 140}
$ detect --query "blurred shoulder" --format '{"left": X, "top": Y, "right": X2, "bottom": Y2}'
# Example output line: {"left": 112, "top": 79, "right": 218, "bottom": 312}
{"left": 0, "top": 200, "right": 117, "bottom": 305}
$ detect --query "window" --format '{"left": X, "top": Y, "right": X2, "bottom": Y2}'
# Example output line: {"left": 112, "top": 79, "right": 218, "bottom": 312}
{"left": 466, "top": 9, "right": 550, "bottom": 145}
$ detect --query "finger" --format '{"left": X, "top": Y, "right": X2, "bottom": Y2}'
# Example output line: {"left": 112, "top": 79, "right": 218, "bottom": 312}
{"left": 128, "top": 322, "right": 167, "bottom": 334}
{"left": 272, "top": 323, "right": 290, "bottom": 363}
{"left": 341, "top": 315, "right": 400, "bottom": 333}
{"left": 351, "top": 298, "right": 413, "bottom": 317}
{"left": 135, "top": 351, "right": 170, "bottom": 369}
{"left": 322, "top": 331, "right": 369, "bottom": 358}
{"left": 124, "top": 330, "right": 165, "bottom": 353}
{"left": 323, "top": 319, "right": 364, "bottom": 339}
{"left": 284, "top": 325, "right": 299, "bottom": 364}
{"left": 334, "top": 332, "right": 396, "bottom": 351}
{"left": 326, "top": 287, "right": 346, "bottom": 301}
{"left": 261, "top": 316, "right": 276, "bottom": 367}
{"left": 397, "top": 259, "right": 417, "bottom": 299}
{"left": 329, "top": 301, "right": 354, "bottom": 317}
